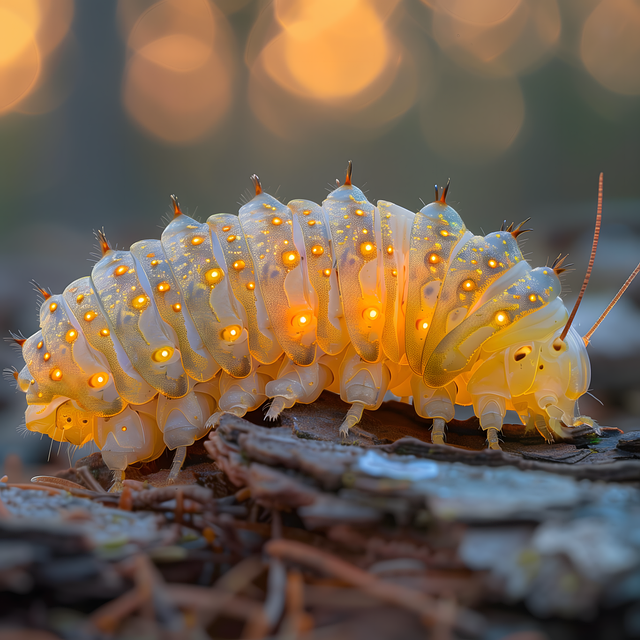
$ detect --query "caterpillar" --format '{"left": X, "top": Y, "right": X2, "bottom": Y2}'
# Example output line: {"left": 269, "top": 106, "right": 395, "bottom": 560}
{"left": 8, "top": 164, "right": 637, "bottom": 490}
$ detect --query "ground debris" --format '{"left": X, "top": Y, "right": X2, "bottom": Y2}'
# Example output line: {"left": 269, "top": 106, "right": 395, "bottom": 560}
{"left": 1, "top": 396, "right": 640, "bottom": 638}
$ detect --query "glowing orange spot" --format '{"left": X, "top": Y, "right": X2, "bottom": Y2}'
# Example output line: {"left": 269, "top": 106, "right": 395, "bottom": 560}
{"left": 191, "top": 236, "right": 204, "bottom": 245}
{"left": 65, "top": 329, "right": 77, "bottom": 343}
{"left": 386, "top": 246, "right": 394, "bottom": 255}
{"left": 495, "top": 311, "right": 509, "bottom": 325}
{"left": 292, "top": 312, "right": 311, "bottom": 329}
{"left": 311, "top": 245, "right": 324, "bottom": 256}
{"left": 37, "top": 341, "right": 43, "bottom": 349}
{"left": 227, "top": 234, "right": 236, "bottom": 242}
{"left": 428, "top": 253, "right": 440, "bottom": 264}
{"left": 363, "top": 307, "right": 379, "bottom": 320}
{"left": 76, "top": 294, "right": 84, "bottom": 304}
{"left": 152, "top": 346, "right": 174, "bottom": 362}
{"left": 307, "top": 220, "right": 316, "bottom": 226}
{"left": 354, "top": 209, "right": 365, "bottom": 216}
{"left": 462, "top": 279, "right": 476, "bottom": 291}
{"left": 391, "top": 269, "right": 398, "bottom": 277}
{"left": 222, "top": 225, "right": 231, "bottom": 232}
{"left": 303, "top": 209, "right": 311, "bottom": 215}
{"left": 221, "top": 325, "right": 241, "bottom": 341}
{"left": 416, "top": 319, "right": 429, "bottom": 330}
{"left": 232, "top": 260, "right": 245, "bottom": 271}
{"left": 172, "top": 303, "right": 182, "bottom": 312}
{"left": 440, "top": 229, "right": 449, "bottom": 237}
{"left": 100, "top": 328, "right": 110, "bottom": 337}
{"left": 322, "top": 268, "right": 331, "bottom": 277}
{"left": 281, "top": 250, "right": 300, "bottom": 267}
{"left": 150, "top": 260, "right": 160, "bottom": 266}
{"left": 360, "top": 242, "right": 376, "bottom": 257}
{"left": 246, "top": 282, "right": 256, "bottom": 290}
{"left": 43, "top": 352, "right": 51, "bottom": 361}
{"left": 49, "top": 302, "right": 58, "bottom": 313}
{"left": 121, "top": 426, "right": 127, "bottom": 432}
{"left": 50, "top": 368, "right": 63, "bottom": 381}
{"left": 157, "top": 282, "right": 170, "bottom": 292}
{"left": 488, "top": 259, "right": 498, "bottom": 268}
{"left": 88, "top": 372, "right": 109, "bottom": 388}
{"left": 271, "top": 217, "right": 282, "bottom": 226}
{"left": 114, "top": 265, "right": 128, "bottom": 276}
{"left": 205, "top": 268, "right": 224, "bottom": 285}
{"left": 131, "top": 295, "right": 149, "bottom": 310}
{"left": 84, "top": 311, "right": 97, "bottom": 322}
{"left": 146, "top": 253, "right": 155, "bottom": 258}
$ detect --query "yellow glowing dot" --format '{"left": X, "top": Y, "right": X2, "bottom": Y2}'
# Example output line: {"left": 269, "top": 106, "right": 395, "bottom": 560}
{"left": 303, "top": 209, "right": 311, "bottom": 215}
{"left": 311, "top": 245, "right": 324, "bottom": 256}
{"left": 100, "top": 328, "right": 110, "bottom": 337}
{"left": 307, "top": 220, "right": 316, "bottom": 226}
{"left": 43, "top": 352, "right": 51, "bottom": 361}
{"left": 322, "top": 268, "right": 331, "bottom": 277}
{"left": 495, "top": 311, "right": 509, "bottom": 325}
{"left": 157, "top": 282, "right": 170, "bottom": 293}
{"left": 152, "top": 346, "right": 174, "bottom": 362}
{"left": 354, "top": 209, "right": 365, "bottom": 216}
{"left": 49, "top": 302, "right": 58, "bottom": 313}
{"left": 222, "top": 225, "right": 231, "bottom": 232}
{"left": 462, "top": 279, "right": 476, "bottom": 291}
{"left": 282, "top": 250, "right": 300, "bottom": 267}
{"left": 121, "top": 426, "right": 127, "bottom": 432}
{"left": 428, "top": 253, "right": 440, "bottom": 264}
{"left": 471, "top": 259, "right": 477, "bottom": 265}
{"left": 391, "top": 269, "right": 398, "bottom": 277}
{"left": 172, "top": 303, "right": 182, "bottom": 312}
{"left": 146, "top": 253, "right": 155, "bottom": 258}
{"left": 150, "top": 260, "right": 160, "bottom": 266}
{"left": 191, "top": 236, "right": 204, "bottom": 246}
{"left": 37, "top": 341, "right": 43, "bottom": 349}
{"left": 246, "top": 282, "right": 255, "bottom": 290}
{"left": 76, "top": 294, "right": 84, "bottom": 304}
{"left": 227, "top": 234, "right": 236, "bottom": 243}
{"left": 114, "top": 265, "right": 128, "bottom": 276}
{"left": 232, "top": 260, "right": 245, "bottom": 271}
{"left": 271, "top": 217, "right": 282, "bottom": 226}
{"left": 360, "top": 242, "right": 376, "bottom": 257}
{"left": 529, "top": 294, "right": 537, "bottom": 302}
{"left": 488, "top": 259, "right": 498, "bottom": 268}
{"left": 65, "top": 329, "right": 77, "bottom": 343}
{"left": 292, "top": 313, "right": 312, "bottom": 329}
{"left": 441, "top": 230, "right": 450, "bottom": 237}
{"left": 84, "top": 311, "right": 97, "bottom": 322}
{"left": 205, "top": 269, "right": 224, "bottom": 285}
{"left": 363, "top": 307, "right": 379, "bottom": 320}
{"left": 221, "top": 326, "right": 241, "bottom": 342}
{"left": 88, "top": 372, "right": 109, "bottom": 388}
{"left": 50, "top": 368, "right": 63, "bottom": 381}
{"left": 386, "top": 246, "right": 394, "bottom": 255}
{"left": 131, "top": 295, "right": 149, "bottom": 310}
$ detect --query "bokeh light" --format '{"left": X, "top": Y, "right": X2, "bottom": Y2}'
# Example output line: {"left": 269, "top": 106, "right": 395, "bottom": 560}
{"left": 0, "top": 0, "right": 73, "bottom": 114}
{"left": 428, "top": 0, "right": 561, "bottom": 77}
{"left": 119, "top": 0, "right": 234, "bottom": 144}
{"left": 581, "top": 0, "right": 640, "bottom": 95}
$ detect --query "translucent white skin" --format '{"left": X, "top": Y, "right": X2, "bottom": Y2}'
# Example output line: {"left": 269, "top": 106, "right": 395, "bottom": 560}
{"left": 17, "top": 178, "right": 594, "bottom": 474}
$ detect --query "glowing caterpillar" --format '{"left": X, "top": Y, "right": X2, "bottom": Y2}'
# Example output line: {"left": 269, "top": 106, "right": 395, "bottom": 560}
{"left": 8, "top": 165, "right": 637, "bottom": 489}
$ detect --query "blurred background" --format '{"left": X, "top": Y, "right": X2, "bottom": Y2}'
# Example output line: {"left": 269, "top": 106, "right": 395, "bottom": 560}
{"left": 0, "top": 0, "right": 639, "bottom": 471}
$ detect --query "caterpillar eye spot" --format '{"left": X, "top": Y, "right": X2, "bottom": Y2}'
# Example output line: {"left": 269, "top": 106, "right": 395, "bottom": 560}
{"left": 66, "top": 417, "right": 71, "bottom": 423}
{"left": 514, "top": 346, "right": 532, "bottom": 361}
{"left": 539, "top": 364, "right": 544, "bottom": 370}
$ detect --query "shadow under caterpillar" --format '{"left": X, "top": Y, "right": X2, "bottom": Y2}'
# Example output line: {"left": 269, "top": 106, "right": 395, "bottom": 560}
{"left": 8, "top": 165, "right": 639, "bottom": 490}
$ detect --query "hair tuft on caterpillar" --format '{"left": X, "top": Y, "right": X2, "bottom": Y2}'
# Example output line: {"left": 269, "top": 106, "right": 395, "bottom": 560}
{"left": 9, "top": 165, "right": 639, "bottom": 491}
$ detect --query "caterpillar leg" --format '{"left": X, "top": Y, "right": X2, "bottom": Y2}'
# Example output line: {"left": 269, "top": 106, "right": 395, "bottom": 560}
{"left": 431, "top": 418, "right": 447, "bottom": 445}
{"left": 339, "top": 402, "right": 365, "bottom": 437}
{"left": 110, "top": 470, "right": 125, "bottom": 493}
{"left": 168, "top": 446, "right": 187, "bottom": 483}
{"left": 476, "top": 397, "right": 506, "bottom": 451}
{"left": 410, "top": 376, "right": 455, "bottom": 445}
{"left": 264, "top": 360, "right": 333, "bottom": 421}
{"left": 534, "top": 414, "right": 554, "bottom": 444}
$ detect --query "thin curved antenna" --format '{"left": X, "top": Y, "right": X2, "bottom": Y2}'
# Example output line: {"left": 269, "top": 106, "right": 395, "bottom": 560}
{"left": 583, "top": 262, "right": 640, "bottom": 346}
{"left": 559, "top": 173, "right": 603, "bottom": 342}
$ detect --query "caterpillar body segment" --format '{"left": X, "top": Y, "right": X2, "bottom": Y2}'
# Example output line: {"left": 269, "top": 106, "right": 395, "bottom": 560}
{"left": 14, "top": 168, "right": 605, "bottom": 483}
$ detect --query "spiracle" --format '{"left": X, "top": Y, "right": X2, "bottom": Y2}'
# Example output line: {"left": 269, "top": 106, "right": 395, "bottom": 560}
{"left": 11, "top": 165, "right": 630, "bottom": 489}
